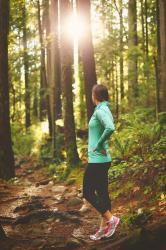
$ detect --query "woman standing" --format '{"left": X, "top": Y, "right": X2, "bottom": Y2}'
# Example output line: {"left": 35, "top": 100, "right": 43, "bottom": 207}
{"left": 83, "top": 84, "right": 120, "bottom": 240}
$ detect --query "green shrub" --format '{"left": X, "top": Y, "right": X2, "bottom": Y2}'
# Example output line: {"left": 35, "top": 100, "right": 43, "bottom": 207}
{"left": 111, "top": 107, "right": 165, "bottom": 161}
{"left": 11, "top": 123, "right": 35, "bottom": 157}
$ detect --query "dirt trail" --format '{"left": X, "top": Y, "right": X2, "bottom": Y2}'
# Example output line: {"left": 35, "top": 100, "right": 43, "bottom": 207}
{"left": 0, "top": 157, "right": 165, "bottom": 250}
{"left": 0, "top": 158, "right": 110, "bottom": 250}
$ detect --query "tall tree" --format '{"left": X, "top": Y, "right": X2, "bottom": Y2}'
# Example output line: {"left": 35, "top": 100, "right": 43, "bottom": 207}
{"left": 37, "top": 0, "right": 47, "bottom": 121}
{"left": 22, "top": 0, "right": 31, "bottom": 128}
{"left": 128, "top": 0, "right": 138, "bottom": 106}
{"left": 76, "top": 0, "right": 97, "bottom": 122}
{"left": 119, "top": 0, "right": 124, "bottom": 101}
{"left": 140, "top": 0, "right": 145, "bottom": 53}
{"left": 155, "top": 0, "right": 161, "bottom": 115}
{"left": 44, "top": 0, "right": 62, "bottom": 156}
{"left": 0, "top": 0, "right": 15, "bottom": 179}
{"left": 159, "top": 0, "right": 166, "bottom": 112}
{"left": 37, "top": 0, "right": 52, "bottom": 136}
{"left": 59, "top": 0, "right": 80, "bottom": 166}
{"left": 49, "top": 0, "right": 62, "bottom": 122}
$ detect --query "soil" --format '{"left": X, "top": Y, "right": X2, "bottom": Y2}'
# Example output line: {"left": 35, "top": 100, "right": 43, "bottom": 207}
{"left": 0, "top": 157, "right": 166, "bottom": 250}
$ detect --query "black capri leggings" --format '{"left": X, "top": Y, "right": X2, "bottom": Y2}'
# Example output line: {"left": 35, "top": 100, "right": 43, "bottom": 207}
{"left": 82, "top": 162, "right": 111, "bottom": 215}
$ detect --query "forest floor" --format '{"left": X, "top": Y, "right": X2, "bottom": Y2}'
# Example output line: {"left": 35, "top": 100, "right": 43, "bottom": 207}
{"left": 0, "top": 157, "right": 166, "bottom": 250}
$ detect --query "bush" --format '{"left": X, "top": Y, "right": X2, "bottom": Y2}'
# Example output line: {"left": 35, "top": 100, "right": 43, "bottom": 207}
{"left": 11, "top": 123, "right": 35, "bottom": 157}
{"left": 111, "top": 107, "right": 165, "bottom": 161}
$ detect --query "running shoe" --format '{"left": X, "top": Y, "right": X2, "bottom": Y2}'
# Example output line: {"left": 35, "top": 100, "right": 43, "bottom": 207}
{"left": 104, "top": 215, "right": 120, "bottom": 238}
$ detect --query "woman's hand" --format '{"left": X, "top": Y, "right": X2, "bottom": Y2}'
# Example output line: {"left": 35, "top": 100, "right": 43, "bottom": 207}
{"left": 93, "top": 147, "right": 107, "bottom": 155}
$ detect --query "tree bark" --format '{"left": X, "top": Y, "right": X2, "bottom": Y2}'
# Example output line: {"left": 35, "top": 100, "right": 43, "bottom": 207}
{"left": 140, "top": 0, "right": 145, "bottom": 53}
{"left": 159, "top": 0, "right": 166, "bottom": 112}
{"left": 37, "top": 0, "right": 47, "bottom": 121}
{"left": 128, "top": 0, "right": 138, "bottom": 107}
{"left": 0, "top": 0, "right": 15, "bottom": 179}
{"left": 41, "top": 0, "right": 53, "bottom": 137}
{"left": 48, "top": 0, "right": 62, "bottom": 157}
{"left": 155, "top": 0, "right": 161, "bottom": 114}
{"left": 76, "top": 0, "right": 97, "bottom": 122}
{"left": 59, "top": 0, "right": 80, "bottom": 166}
{"left": 119, "top": 0, "right": 124, "bottom": 101}
{"left": 22, "top": 0, "right": 31, "bottom": 129}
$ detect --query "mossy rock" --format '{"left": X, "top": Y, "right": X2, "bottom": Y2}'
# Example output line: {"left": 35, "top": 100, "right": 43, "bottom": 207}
{"left": 67, "top": 197, "right": 82, "bottom": 207}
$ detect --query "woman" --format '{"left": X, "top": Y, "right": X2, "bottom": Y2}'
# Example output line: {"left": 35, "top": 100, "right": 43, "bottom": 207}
{"left": 83, "top": 84, "right": 120, "bottom": 241}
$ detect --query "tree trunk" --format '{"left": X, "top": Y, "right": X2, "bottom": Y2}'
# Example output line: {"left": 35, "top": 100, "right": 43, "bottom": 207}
{"left": 33, "top": 81, "right": 38, "bottom": 118}
{"left": 37, "top": 0, "right": 47, "bottom": 121}
{"left": 48, "top": 0, "right": 62, "bottom": 157}
{"left": 119, "top": 0, "right": 124, "bottom": 102}
{"left": 140, "top": 0, "right": 145, "bottom": 53}
{"left": 22, "top": 0, "right": 31, "bottom": 129}
{"left": 59, "top": 0, "right": 80, "bottom": 166}
{"left": 22, "top": 1, "right": 31, "bottom": 129}
{"left": 159, "top": 0, "right": 166, "bottom": 112}
{"left": 40, "top": 0, "right": 53, "bottom": 137}
{"left": 145, "top": 0, "right": 149, "bottom": 58}
{"left": 144, "top": 0, "right": 150, "bottom": 106}
{"left": 115, "top": 63, "right": 119, "bottom": 120}
{"left": 155, "top": 0, "right": 161, "bottom": 114}
{"left": 78, "top": 64, "right": 86, "bottom": 129}
{"left": 76, "top": 0, "right": 97, "bottom": 122}
{"left": 50, "top": 0, "right": 62, "bottom": 122}
{"left": 45, "top": 2, "right": 53, "bottom": 137}
{"left": 128, "top": 0, "right": 138, "bottom": 107}
{"left": 0, "top": 0, "right": 15, "bottom": 180}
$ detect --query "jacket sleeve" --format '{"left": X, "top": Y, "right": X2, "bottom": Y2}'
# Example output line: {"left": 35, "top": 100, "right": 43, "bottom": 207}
{"left": 94, "top": 108, "right": 115, "bottom": 151}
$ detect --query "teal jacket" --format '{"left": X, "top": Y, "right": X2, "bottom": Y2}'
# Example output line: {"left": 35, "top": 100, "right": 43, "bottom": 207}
{"left": 88, "top": 101, "right": 115, "bottom": 163}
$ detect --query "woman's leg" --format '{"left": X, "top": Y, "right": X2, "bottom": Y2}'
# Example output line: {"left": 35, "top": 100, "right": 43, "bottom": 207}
{"left": 83, "top": 162, "right": 112, "bottom": 215}
{"left": 82, "top": 163, "right": 99, "bottom": 209}
{"left": 94, "top": 162, "right": 113, "bottom": 225}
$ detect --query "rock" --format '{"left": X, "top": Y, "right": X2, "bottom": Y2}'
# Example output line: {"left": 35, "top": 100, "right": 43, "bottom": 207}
{"left": 13, "top": 208, "right": 81, "bottom": 225}
{"left": 65, "top": 238, "right": 82, "bottom": 249}
{"left": 79, "top": 204, "right": 91, "bottom": 213}
{"left": 13, "top": 196, "right": 45, "bottom": 213}
{"left": 72, "top": 227, "right": 85, "bottom": 239}
{"left": 31, "top": 239, "right": 46, "bottom": 247}
{"left": 67, "top": 198, "right": 82, "bottom": 207}
{"left": 77, "top": 192, "right": 83, "bottom": 198}
{"left": 0, "top": 224, "right": 6, "bottom": 239}
{"left": 52, "top": 186, "right": 67, "bottom": 194}
{"left": 36, "top": 178, "right": 51, "bottom": 187}
{"left": 64, "top": 191, "right": 77, "bottom": 199}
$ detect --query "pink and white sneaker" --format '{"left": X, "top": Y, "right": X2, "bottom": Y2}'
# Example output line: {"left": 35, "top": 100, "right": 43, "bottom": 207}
{"left": 89, "top": 227, "right": 106, "bottom": 241}
{"left": 104, "top": 215, "right": 120, "bottom": 238}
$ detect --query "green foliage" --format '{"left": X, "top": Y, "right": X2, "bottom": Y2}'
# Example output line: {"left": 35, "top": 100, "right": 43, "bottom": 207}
{"left": 109, "top": 161, "right": 128, "bottom": 179}
{"left": 155, "top": 175, "right": 166, "bottom": 192}
{"left": 11, "top": 123, "right": 35, "bottom": 157}
{"left": 111, "top": 108, "right": 165, "bottom": 161}
{"left": 112, "top": 135, "right": 131, "bottom": 160}
{"left": 39, "top": 129, "right": 65, "bottom": 164}
{"left": 39, "top": 136, "right": 54, "bottom": 162}
{"left": 76, "top": 138, "right": 88, "bottom": 161}
{"left": 158, "top": 112, "right": 166, "bottom": 125}
{"left": 121, "top": 209, "right": 152, "bottom": 228}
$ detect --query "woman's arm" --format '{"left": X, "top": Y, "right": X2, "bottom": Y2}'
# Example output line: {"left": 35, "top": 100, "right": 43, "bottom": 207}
{"left": 94, "top": 108, "right": 115, "bottom": 151}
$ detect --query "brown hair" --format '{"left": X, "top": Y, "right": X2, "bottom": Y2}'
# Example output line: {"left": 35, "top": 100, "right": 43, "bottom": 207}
{"left": 92, "top": 84, "right": 109, "bottom": 102}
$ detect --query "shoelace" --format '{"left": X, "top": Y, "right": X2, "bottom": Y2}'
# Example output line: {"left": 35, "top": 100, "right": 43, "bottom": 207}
{"left": 105, "top": 218, "right": 115, "bottom": 234}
